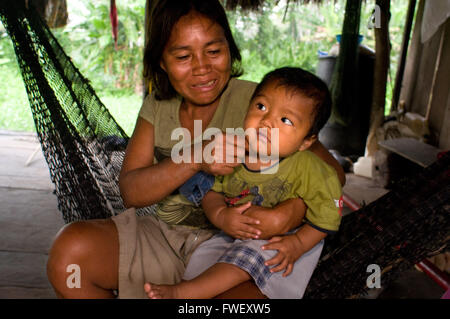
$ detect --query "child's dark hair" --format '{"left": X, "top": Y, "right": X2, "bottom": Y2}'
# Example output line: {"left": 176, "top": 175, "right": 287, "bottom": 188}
{"left": 251, "top": 67, "right": 332, "bottom": 138}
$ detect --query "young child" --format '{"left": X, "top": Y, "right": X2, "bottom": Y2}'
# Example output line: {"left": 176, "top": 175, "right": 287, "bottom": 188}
{"left": 144, "top": 67, "right": 343, "bottom": 299}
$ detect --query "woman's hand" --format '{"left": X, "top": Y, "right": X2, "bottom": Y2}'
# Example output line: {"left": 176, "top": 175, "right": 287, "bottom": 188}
{"left": 244, "top": 198, "right": 306, "bottom": 239}
{"left": 262, "top": 224, "right": 327, "bottom": 277}
{"left": 198, "top": 132, "right": 245, "bottom": 176}
{"left": 216, "top": 202, "right": 262, "bottom": 240}
{"left": 261, "top": 234, "right": 304, "bottom": 277}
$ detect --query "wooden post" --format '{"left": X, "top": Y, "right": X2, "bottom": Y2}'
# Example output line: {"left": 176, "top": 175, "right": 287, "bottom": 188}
{"left": 143, "top": 0, "right": 151, "bottom": 99}
{"left": 391, "top": 0, "right": 417, "bottom": 112}
{"left": 365, "top": 0, "right": 391, "bottom": 157}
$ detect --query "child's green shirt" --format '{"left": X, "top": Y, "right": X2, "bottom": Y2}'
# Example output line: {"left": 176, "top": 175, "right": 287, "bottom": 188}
{"left": 212, "top": 150, "right": 343, "bottom": 233}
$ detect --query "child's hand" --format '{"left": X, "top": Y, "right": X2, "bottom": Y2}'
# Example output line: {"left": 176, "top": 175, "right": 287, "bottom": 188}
{"left": 217, "top": 202, "right": 261, "bottom": 240}
{"left": 261, "top": 234, "right": 304, "bottom": 277}
{"left": 242, "top": 205, "right": 274, "bottom": 239}
{"left": 244, "top": 198, "right": 305, "bottom": 240}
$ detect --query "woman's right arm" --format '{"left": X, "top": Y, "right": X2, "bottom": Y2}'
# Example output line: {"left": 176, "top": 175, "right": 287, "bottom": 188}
{"left": 119, "top": 117, "right": 200, "bottom": 208}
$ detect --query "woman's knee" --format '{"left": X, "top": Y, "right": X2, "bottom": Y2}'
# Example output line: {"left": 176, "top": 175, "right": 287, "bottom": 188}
{"left": 47, "top": 222, "right": 92, "bottom": 283}
{"left": 47, "top": 219, "right": 119, "bottom": 291}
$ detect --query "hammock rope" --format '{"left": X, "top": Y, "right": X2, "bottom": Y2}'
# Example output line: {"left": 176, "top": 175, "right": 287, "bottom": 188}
{"left": 0, "top": 1, "right": 448, "bottom": 299}
{"left": 0, "top": 1, "right": 156, "bottom": 221}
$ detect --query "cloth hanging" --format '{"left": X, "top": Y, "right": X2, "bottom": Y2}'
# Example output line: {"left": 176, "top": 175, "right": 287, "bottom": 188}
{"left": 421, "top": 0, "right": 450, "bottom": 43}
{"left": 110, "top": 0, "right": 118, "bottom": 48}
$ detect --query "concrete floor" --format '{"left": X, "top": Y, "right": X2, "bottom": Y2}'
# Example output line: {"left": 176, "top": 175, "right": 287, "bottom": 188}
{"left": 0, "top": 130, "right": 446, "bottom": 299}
{"left": 0, "top": 130, "right": 63, "bottom": 298}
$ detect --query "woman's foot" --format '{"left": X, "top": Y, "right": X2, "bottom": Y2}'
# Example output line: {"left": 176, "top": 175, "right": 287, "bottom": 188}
{"left": 144, "top": 282, "right": 180, "bottom": 299}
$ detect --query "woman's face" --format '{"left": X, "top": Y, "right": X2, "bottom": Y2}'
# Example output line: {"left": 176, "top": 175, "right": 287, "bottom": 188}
{"left": 160, "top": 11, "right": 232, "bottom": 108}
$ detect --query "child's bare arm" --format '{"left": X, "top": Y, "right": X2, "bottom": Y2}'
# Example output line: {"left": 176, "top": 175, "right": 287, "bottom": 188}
{"left": 201, "top": 191, "right": 261, "bottom": 239}
{"left": 262, "top": 224, "right": 327, "bottom": 276}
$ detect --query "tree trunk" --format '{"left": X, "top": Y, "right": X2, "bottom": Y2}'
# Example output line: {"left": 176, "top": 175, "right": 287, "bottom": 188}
{"left": 365, "top": 0, "right": 391, "bottom": 157}
{"left": 329, "top": 0, "right": 362, "bottom": 127}
{"left": 32, "top": 0, "right": 68, "bottom": 28}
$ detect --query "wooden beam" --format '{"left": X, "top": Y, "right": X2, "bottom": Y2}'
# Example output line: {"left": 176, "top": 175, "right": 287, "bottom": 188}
{"left": 391, "top": 0, "right": 417, "bottom": 112}
{"left": 143, "top": 0, "right": 154, "bottom": 99}
{"left": 365, "top": 0, "right": 391, "bottom": 157}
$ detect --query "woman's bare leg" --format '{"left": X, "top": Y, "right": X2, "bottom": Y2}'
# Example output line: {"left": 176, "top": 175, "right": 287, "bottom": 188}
{"left": 144, "top": 263, "right": 251, "bottom": 299}
{"left": 47, "top": 218, "right": 119, "bottom": 298}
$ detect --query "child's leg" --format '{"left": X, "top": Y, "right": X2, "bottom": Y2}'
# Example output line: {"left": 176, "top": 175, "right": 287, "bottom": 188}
{"left": 144, "top": 262, "right": 251, "bottom": 299}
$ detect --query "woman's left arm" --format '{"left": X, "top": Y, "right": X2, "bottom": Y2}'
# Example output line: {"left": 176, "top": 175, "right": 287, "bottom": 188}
{"left": 308, "top": 140, "right": 346, "bottom": 186}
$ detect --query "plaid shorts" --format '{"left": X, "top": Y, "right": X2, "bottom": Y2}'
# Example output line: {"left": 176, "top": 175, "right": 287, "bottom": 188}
{"left": 183, "top": 231, "right": 324, "bottom": 299}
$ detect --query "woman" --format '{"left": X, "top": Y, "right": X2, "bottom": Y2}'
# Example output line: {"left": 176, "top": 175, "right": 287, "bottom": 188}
{"left": 47, "top": 0, "right": 345, "bottom": 299}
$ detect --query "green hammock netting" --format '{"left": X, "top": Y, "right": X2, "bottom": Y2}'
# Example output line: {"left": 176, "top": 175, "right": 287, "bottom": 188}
{"left": 1, "top": 1, "right": 448, "bottom": 299}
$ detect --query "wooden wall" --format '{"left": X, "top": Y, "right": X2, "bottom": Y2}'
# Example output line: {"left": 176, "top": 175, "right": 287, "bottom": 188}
{"left": 399, "top": 0, "right": 450, "bottom": 150}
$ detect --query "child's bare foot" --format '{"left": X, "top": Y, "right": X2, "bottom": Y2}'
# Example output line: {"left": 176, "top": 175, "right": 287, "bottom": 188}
{"left": 144, "top": 282, "right": 180, "bottom": 299}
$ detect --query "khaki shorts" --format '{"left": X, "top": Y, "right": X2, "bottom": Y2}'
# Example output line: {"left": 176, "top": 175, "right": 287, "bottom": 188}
{"left": 111, "top": 208, "right": 215, "bottom": 299}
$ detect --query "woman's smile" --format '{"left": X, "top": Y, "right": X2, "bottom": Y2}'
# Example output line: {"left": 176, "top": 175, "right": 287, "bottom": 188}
{"left": 191, "top": 79, "right": 217, "bottom": 90}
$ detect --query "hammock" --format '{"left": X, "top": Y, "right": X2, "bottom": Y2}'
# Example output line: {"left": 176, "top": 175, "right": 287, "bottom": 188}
{"left": 1, "top": 1, "right": 448, "bottom": 299}
{"left": 1, "top": 1, "right": 155, "bottom": 221}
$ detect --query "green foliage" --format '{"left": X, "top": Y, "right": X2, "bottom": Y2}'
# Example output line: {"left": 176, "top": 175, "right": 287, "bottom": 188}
{"left": 227, "top": 1, "right": 345, "bottom": 82}
{"left": 52, "top": 0, "right": 145, "bottom": 95}
{"left": 0, "top": 63, "right": 35, "bottom": 132}
{"left": 98, "top": 94, "right": 141, "bottom": 136}
{"left": 0, "top": 0, "right": 412, "bottom": 132}
{"left": 228, "top": 0, "right": 411, "bottom": 114}
{"left": 0, "top": 26, "right": 34, "bottom": 132}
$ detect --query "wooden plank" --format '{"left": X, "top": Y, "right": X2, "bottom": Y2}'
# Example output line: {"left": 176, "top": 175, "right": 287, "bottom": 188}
{"left": 378, "top": 137, "right": 442, "bottom": 167}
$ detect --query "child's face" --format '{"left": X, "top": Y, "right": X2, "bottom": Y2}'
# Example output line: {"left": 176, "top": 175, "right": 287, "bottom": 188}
{"left": 244, "top": 81, "right": 316, "bottom": 158}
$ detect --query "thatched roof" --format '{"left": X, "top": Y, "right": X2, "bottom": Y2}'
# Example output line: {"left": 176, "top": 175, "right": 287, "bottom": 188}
{"left": 223, "top": 0, "right": 326, "bottom": 11}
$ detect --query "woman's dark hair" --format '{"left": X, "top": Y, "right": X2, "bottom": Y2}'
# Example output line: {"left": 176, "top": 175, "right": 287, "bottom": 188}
{"left": 251, "top": 67, "right": 332, "bottom": 138}
{"left": 144, "top": 0, "right": 243, "bottom": 100}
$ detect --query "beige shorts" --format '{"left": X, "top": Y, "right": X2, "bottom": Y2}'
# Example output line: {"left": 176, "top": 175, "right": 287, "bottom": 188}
{"left": 111, "top": 208, "right": 215, "bottom": 299}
